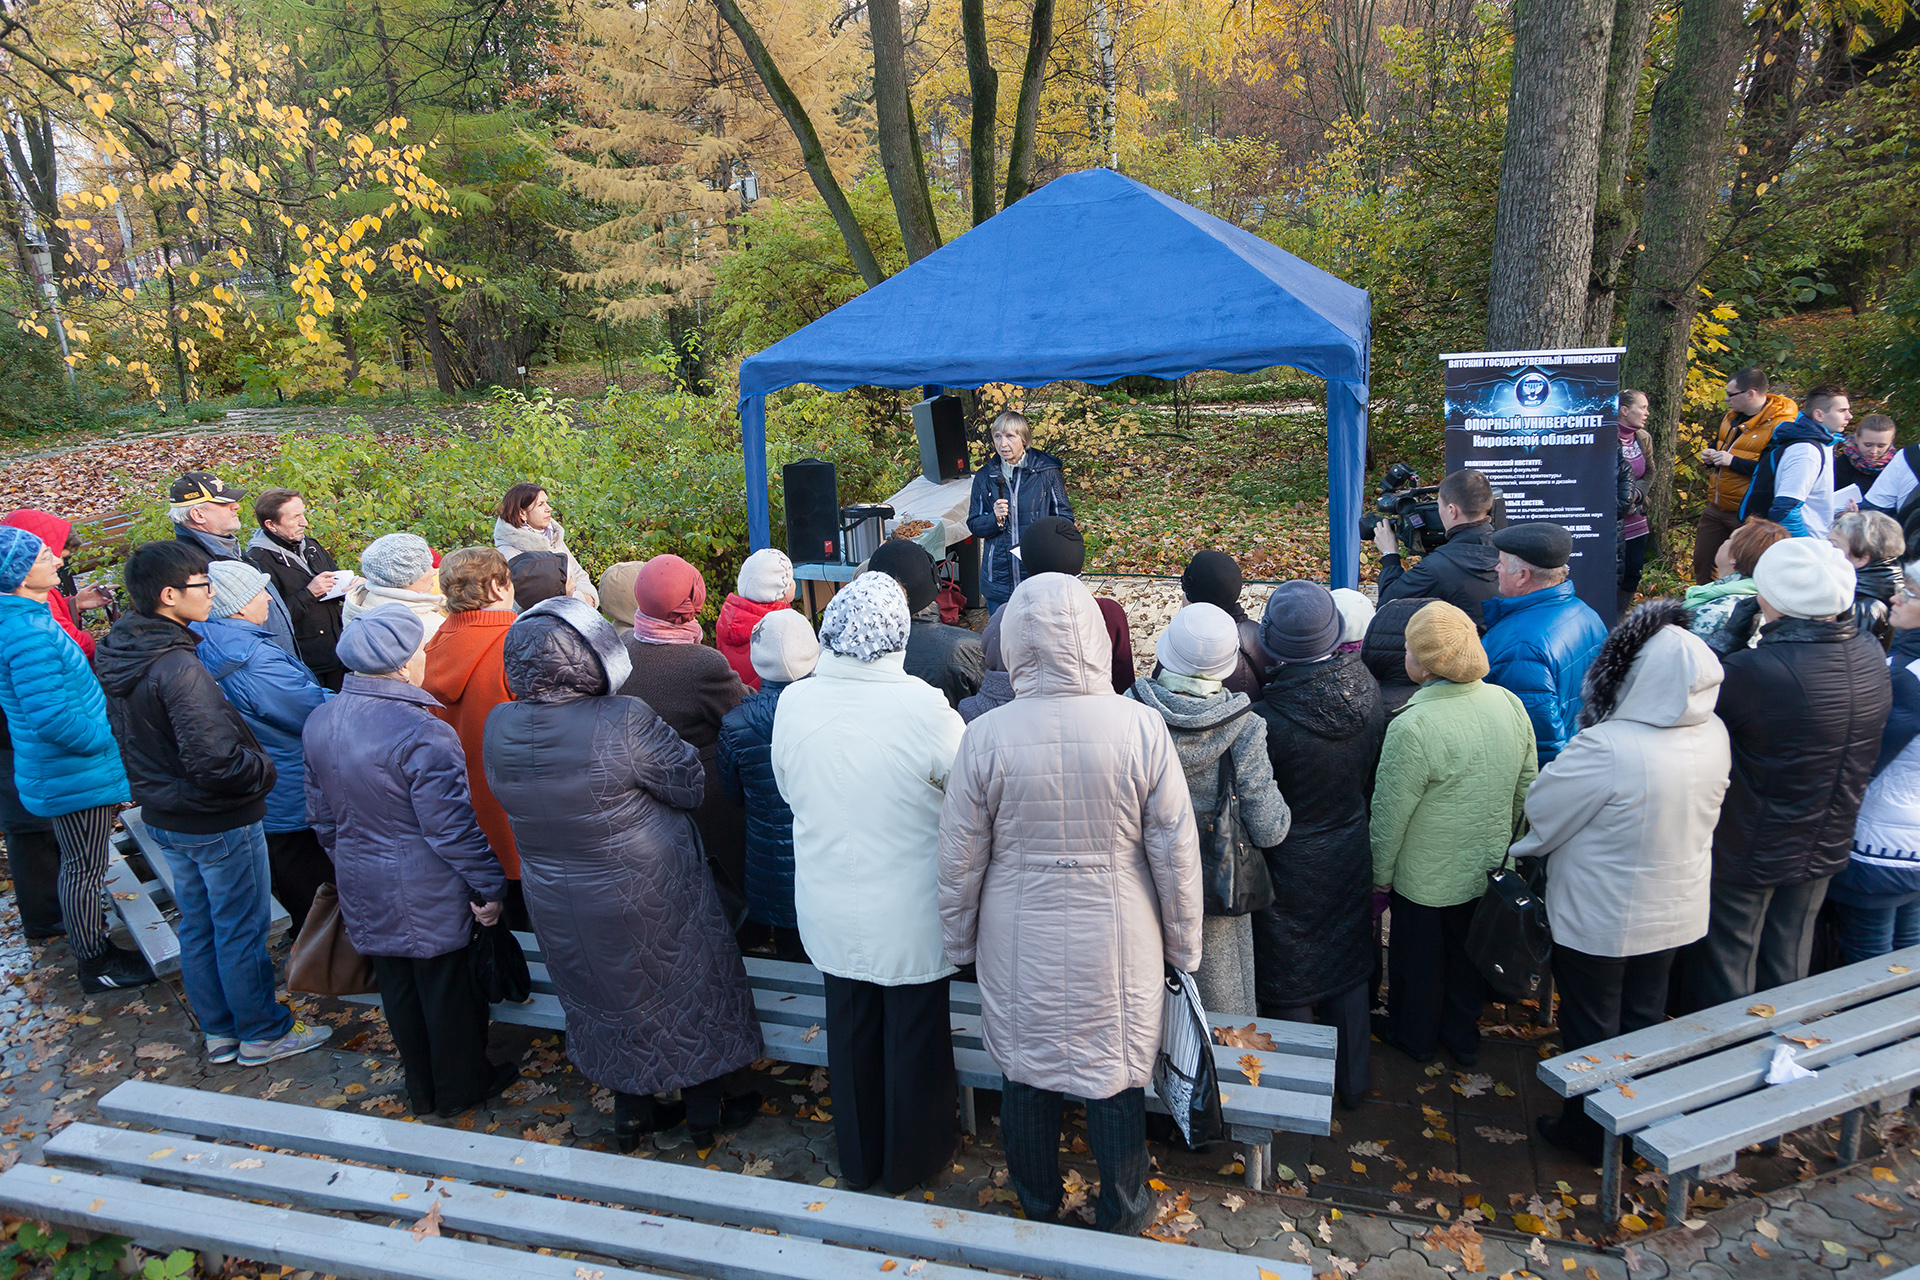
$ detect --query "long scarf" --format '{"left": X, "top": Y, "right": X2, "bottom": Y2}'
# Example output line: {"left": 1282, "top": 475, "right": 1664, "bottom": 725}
{"left": 631, "top": 609, "right": 703, "bottom": 645}
{"left": 1839, "top": 438, "right": 1891, "bottom": 480}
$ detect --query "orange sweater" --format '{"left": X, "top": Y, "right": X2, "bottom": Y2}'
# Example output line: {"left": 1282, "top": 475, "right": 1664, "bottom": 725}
{"left": 421, "top": 609, "right": 520, "bottom": 878}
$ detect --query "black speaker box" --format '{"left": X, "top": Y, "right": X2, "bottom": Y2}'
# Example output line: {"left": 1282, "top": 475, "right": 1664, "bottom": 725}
{"left": 783, "top": 458, "right": 840, "bottom": 564}
{"left": 912, "top": 395, "right": 971, "bottom": 483}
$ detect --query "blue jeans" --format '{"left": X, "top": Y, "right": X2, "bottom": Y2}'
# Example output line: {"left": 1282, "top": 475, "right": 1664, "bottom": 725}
{"left": 147, "top": 821, "right": 293, "bottom": 1043}
{"left": 1834, "top": 897, "right": 1920, "bottom": 966}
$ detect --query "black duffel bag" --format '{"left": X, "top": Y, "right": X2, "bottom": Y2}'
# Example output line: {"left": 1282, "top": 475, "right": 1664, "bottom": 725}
{"left": 1465, "top": 852, "right": 1552, "bottom": 1004}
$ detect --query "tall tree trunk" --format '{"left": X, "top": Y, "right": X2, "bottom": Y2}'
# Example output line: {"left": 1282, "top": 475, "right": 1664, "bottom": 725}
{"left": 869, "top": 0, "right": 942, "bottom": 262}
{"left": 1730, "top": 0, "right": 1804, "bottom": 217}
{"left": 1620, "top": 0, "right": 1747, "bottom": 560}
{"left": 415, "top": 286, "right": 465, "bottom": 395}
{"left": 1485, "top": 0, "right": 1615, "bottom": 350}
{"left": 960, "top": 0, "right": 998, "bottom": 225}
{"left": 713, "top": 0, "right": 885, "bottom": 285}
{"left": 1003, "top": 0, "right": 1057, "bottom": 206}
{"left": 3, "top": 112, "right": 70, "bottom": 299}
{"left": 1583, "top": 0, "right": 1656, "bottom": 344}
{"left": 1090, "top": 0, "right": 1117, "bottom": 167}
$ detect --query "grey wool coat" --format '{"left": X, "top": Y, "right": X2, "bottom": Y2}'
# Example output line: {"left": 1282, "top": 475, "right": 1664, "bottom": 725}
{"left": 1128, "top": 677, "right": 1292, "bottom": 856}
{"left": 484, "top": 608, "right": 760, "bottom": 1096}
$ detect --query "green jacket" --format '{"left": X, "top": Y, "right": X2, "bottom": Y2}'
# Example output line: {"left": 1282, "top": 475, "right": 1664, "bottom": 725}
{"left": 1370, "top": 678, "right": 1538, "bottom": 908}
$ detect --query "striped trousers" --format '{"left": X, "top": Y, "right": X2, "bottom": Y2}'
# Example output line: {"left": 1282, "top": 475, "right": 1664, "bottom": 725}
{"left": 49, "top": 804, "right": 116, "bottom": 960}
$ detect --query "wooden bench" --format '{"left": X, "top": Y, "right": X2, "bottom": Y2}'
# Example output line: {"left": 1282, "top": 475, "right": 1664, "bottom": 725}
{"left": 104, "top": 808, "right": 291, "bottom": 977}
{"left": 0, "top": 1080, "right": 1308, "bottom": 1280}
{"left": 1536, "top": 944, "right": 1920, "bottom": 1227}
{"left": 342, "top": 934, "right": 1336, "bottom": 1190}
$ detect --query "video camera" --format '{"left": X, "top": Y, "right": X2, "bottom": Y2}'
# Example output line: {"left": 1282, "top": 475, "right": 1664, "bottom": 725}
{"left": 1359, "top": 463, "right": 1450, "bottom": 556}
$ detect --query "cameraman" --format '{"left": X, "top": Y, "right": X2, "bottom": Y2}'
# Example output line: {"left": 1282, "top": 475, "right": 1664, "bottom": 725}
{"left": 1372, "top": 469, "right": 1501, "bottom": 627}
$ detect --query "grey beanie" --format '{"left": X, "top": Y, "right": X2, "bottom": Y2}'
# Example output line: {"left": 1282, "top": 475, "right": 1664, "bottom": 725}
{"left": 336, "top": 602, "right": 426, "bottom": 674}
{"left": 205, "top": 558, "right": 271, "bottom": 620}
{"left": 358, "top": 532, "right": 435, "bottom": 588}
{"left": 1260, "top": 580, "right": 1343, "bottom": 663}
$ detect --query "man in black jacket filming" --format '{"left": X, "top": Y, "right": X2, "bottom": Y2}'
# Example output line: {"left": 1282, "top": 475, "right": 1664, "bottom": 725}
{"left": 1373, "top": 469, "right": 1501, "bottom": 628}
{"left": 96, "top": 541, "right": 331, "bottom": 1069}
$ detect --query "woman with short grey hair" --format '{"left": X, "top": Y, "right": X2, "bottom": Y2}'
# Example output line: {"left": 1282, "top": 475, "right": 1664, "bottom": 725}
{"left": 1830, "top": 509, "right": 1905, "bottom": 650}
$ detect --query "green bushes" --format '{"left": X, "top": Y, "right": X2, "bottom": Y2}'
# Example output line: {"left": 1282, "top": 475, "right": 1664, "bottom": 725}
{"left": 126, "top": 380, "right": 917, "bottom": 621}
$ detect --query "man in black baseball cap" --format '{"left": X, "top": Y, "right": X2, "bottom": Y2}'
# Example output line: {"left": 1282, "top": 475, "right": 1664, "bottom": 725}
{"left": 1481, "top": 521, "right": 1608, "bottom": 766}
{"left": 169, "top": 471, "right": 298, "bottom": 659}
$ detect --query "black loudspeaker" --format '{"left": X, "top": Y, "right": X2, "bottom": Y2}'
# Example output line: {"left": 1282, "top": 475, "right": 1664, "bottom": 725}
{"left": 783, "top": 458, "right": 840, "bottom": 564}
{"left": 912, "top": 395, "right": 971, "bottom": 483}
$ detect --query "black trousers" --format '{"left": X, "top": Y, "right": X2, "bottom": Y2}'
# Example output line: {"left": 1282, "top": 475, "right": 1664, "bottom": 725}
{"left": 1267, "top": 980, "right": 1371, "bottom": 1106}
{"left": 1683, "top": 877, "right": 1830, "bottom": 1012}
{"left": 822, "top": 973, "right": 956, "bottom": 1193}
{"left": 1550, "top": 944, "right": 1675, "bottom": 1143}
{"left": 1002, "top": 1081, "right": 1152, "bottom": 1234}
{"left": 367, "top": 947, "right": 496, "bottom": 1116}
{"left": 4, "top": 827, "right": 64, "bottom": 937}
{"left": 1387, "top": 894, "right": 1484, "bottom": 1061}
{"left": 264, "top": 829, "right": 334, "bottom": 943}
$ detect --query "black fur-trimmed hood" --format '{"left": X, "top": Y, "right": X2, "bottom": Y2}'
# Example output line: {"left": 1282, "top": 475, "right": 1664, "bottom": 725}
{"left": 1579, "top": 598, "right": 1723, "bottom": 730}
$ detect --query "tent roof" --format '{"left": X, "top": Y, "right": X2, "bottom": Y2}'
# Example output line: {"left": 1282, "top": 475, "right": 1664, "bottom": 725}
{"left": 737, "top": 168, "right": 1369, "bottom": 401}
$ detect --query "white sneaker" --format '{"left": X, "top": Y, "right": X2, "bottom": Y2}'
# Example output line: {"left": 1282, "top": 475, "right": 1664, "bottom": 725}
{"left": 206, "top": 1036, "right": 239, "bottom": 1065}
{"left": 238, "top": 1020, "right": 331, "bottom": 1067}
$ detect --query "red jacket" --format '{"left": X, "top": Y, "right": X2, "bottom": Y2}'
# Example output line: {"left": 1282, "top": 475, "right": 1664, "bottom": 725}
{"left": 715, "top": 593, "right": 791, "bottom": 691}
{"left": 421, "top": 609, "right": 519, "bottom": 878}
{"left": 1, "top": 509, "right": 93, "bottom": 658}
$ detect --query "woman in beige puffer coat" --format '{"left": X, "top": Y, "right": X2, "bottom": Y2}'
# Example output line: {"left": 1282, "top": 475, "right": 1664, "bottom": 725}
{"left": 939, "top": 572, "right": 1201, "bottom": 1235}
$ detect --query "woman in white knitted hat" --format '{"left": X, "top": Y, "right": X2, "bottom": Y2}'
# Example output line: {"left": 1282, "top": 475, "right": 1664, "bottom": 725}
{"left": 1129, "top": 603, "right": 1291, "bottom": 1015}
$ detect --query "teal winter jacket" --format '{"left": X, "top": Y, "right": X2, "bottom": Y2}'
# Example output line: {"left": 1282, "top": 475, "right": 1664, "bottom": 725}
{"left": 0, "top": 593, "right": 129, "bottom": 817}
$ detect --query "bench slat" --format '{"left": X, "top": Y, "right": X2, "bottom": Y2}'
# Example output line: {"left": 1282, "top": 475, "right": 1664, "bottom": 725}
{"left": 0, "top": 1165, "right": 661, "bottom": 1280}
{"left": 121, "top": 808, "right": 291, "bottom": 940}
{"left": 1584, "top": 988, "right": 1920, "bottom": 1137}
{"left": 342, "top": 991, "right": 566, "bottom": 1029}
{"left": 103, "top": 852, "right": 180, "bottom": 975}
{"left": 1537, "top": 943, "right": 1920, "bottom": 1097}
{"left": 44, "top": 1125, "right": 987, "bottom": 1280}
{"left": 1632, "top": 1037, "right": 1920, "bottom": 1173}
{"left": 94, "top": 1081, "right": 1296, "bottom": 1280}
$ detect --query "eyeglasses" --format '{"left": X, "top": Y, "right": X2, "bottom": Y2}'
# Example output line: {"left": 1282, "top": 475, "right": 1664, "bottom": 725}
{"left": 174, "top": 580, "right": 215, "bottom": 594}
{"left": 1898, "top": 585, "right": 1919, "bottom": 604}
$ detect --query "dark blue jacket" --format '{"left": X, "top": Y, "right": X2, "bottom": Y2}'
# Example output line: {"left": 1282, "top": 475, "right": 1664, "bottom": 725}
{"left": 302, "top": 675, "right": 505, "bottom": 958}
{"left": 0, "top": 594, "right": 128, "bottom": 818}
{"left": 717, "top": 679, "right": 798, "bottom": 927}
{"left": 194, "top": 617, "right": 333, "bottom": 833}
{"left": 965, "top": 448, "right": 1074, "bottom": 603}
{"left": 1738, "top": 413, "right": 1837, "bottom": 535}
{"left": 1480, "top": 581, "right": 1609, "bottom": 767}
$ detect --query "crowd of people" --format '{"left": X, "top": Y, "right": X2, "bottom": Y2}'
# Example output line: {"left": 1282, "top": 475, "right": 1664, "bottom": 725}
{"left": 0, "top": 389, "right": 1912, "bottom": 1232}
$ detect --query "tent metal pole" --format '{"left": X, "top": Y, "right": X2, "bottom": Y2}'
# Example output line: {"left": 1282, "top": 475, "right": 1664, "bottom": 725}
{"left": 741, "top": 393, "right": 772, "bottom": 550}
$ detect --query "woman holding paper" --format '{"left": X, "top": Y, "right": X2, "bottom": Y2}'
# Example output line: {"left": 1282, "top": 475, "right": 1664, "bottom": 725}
{"left": 245, "top": 489, "right": 349, "bottom": 690}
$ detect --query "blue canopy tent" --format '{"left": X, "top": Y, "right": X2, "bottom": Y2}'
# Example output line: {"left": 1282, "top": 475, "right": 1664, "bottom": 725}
{"left": 736, "top": 168, "right": 1373, "bottom": 587}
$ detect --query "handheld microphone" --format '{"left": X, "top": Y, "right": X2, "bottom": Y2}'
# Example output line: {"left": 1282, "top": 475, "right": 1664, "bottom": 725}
{"left": 993, "top": 473, "right": 1009, "bottom": 527}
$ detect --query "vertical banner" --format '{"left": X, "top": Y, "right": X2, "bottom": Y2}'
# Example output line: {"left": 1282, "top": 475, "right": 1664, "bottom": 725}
{"left": 1441, "top": 347, "right": 1625, "bottom": 622}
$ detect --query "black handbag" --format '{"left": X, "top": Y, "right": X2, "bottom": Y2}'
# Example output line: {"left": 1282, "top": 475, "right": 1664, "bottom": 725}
{"left": 1465, "top": 852, "right": 1552, "bottom": 1004}
{"left": 469, "top": 909, "right": 533, "bottom": 1005}
{"left": 1180, "top": 715, "right": 1275, "bottom": 917}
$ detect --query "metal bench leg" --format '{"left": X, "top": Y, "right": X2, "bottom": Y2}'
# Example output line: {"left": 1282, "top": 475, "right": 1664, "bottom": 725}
{"left": 959, "top": 1086, "right": 976, "bottom": 1136}
{"left": 1839, "top": 1107, "right": 1866, "bottom": 1165}
{"left": 1242, "top": 1140, "right": 1268, "bottom": 1192}
{"left": 1666, "top": 1170, "right": 1691, "bottom": 1225}
{"left": 1599, "top": 1133, "right": 1623, "bottom": 1229}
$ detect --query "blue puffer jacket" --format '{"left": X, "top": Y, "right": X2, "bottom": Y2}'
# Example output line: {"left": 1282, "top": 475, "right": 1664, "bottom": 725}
{"left": 0, "top": 594, "right": 128, "bottom": 818}
{"left": 302, "top": 675, "right": 506, "bottom": 958}
{"left": 193, "top": 616, "right": 333, "bottom": 833}
{"left": 717, "top": 679, "right": 799, "bottom": 927}
{"left": 1832, "top": 629, "right": 1920, "bottom": 904}
{"left": 1481, "top": 581, "right": 1610, "bottom": 767}
{"left": 965, "top": 448, "right": 1074, "bottom": 603}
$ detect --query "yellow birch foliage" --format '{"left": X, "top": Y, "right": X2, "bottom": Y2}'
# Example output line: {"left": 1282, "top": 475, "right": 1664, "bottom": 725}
{"left": 552, "top": 0, "right": 869, "bottom": 322}
{"left": 6, "top": 0, "right": 462, "bottom": 402}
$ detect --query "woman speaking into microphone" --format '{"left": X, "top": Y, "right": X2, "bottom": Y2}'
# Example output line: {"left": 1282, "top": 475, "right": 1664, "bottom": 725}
{"left": 965, "top": 411, "right": 1075, "bottom": 616}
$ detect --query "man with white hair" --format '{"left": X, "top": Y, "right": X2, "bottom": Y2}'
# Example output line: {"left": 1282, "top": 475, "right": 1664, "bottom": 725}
{"left": 1688, "top": 537, "right": 1892, "bottom": 1007}
{"left": 1480, "top": 523, "right": 1607, "bottom": 767}
{"left": 169, "top": 472, "right": 298, "bottom": 659}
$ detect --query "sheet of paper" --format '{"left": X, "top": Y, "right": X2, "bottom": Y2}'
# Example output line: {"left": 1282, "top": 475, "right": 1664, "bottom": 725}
{"left": 319, "top": 573, "right": 361, "bottom": 601}
{"left": 1834, "top": 483, "right": 1863, "bottom": 509}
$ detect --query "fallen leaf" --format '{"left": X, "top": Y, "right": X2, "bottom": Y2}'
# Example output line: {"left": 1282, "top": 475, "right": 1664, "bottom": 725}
{"left": 392, "top": 1193, "right": 409, "bottom": 1201}
{"left": 1213, "top": 1022, "right": 1279, "bottom": 1052}
{"left": 1258, "top": 1271, "right": 1286, "bottom": 1280}
{"left": 1751, "top": 1241, "right": 1769, "bottom": 1258}
{"left": 742, "top": 1157, "right": 773, "bottom": 1178}
{"left": 1474, "top": 1126, "right": 1526, "bottom": 1145}
{"left": 1222, "top": 1193, "right": 1245, "bottom": 1212}
{"left": 807, "top": 1202, "right": 826, "bottom": 1212}
{"left": 493, "top": 1191, "right": 507, "bottom": 1198}
{"left": 1872, "top": 1166, "right": 1898, "bottom": 1182}
{"left": 229, "top": 1158, "right": 264, "bottom": 1170}
{"left": 1781, "top": 1034, "right": 1828, "bottom": 1049}
{"left": 87, "top": 1198, "right": 104, "bottom": 1212}
{"left": 1317, "top": 1214, "right": 1333, "bottom": 1242}
{"left": 1756, "top": 1218, "right": 1779, "bottom": 1241}
{"left": 1617, "top": 1082, "right": 1636, "bottom": 1098}
{"left": 134, "top": 1043, "right": 184, "bottom": 1061}
{"left": 1892, "top": 965, "right": 1911, "bottom": 973}
{"left": 410, "top": 1201, "right": 443, "bottom": 1241}
{"left": 1618, "top": 1213, "right": 1648, "bottom": 1234}
{"left": 1747, "top": 1004, "right": 1776, "bottom": 1017}
{"left": 1823, "top": 1240, "right": 1848, "bottom": 1256}
{"left": 1856, "top": 1193, "right": 1899, "bottom": 1211}
{"left": 880, "top": 1263, "right": 897, "bottom": 1273}
{"left": 801, "top": 1024, "right": 821, "bottom": 1042}
{"left": 1238, "top": 1054, "right": 1264, "bottom": 1087}
{"left": 148, "top": 1147, "right": 174, "bottom": 1159}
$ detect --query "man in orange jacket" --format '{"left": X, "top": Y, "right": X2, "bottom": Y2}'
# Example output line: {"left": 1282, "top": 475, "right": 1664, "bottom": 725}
{"left": 1694, "top": 368, "right": 1799, "bottom": 584}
